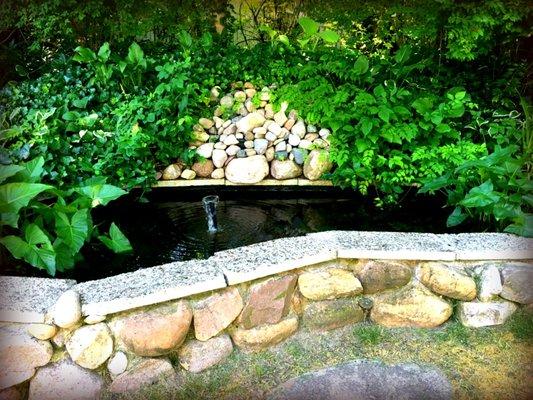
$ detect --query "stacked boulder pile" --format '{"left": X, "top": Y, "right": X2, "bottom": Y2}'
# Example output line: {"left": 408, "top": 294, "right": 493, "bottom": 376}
{"left": 161, "top": 83, "right": 333, "bottom": 184}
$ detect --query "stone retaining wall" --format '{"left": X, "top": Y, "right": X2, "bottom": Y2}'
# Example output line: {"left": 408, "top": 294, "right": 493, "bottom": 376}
{"left": 0, "top": 231, "right": 531, "bottom": 399}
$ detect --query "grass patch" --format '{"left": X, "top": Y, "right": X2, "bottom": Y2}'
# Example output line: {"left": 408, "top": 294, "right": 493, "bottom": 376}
{"left": 103, "top": 310, "right": 533, "bottom": 400}
{"left": 352, "top": 323, "right": 385, "bottom": 345}
{"left": 507, "top": 309, "right": 533, "bottom": 340}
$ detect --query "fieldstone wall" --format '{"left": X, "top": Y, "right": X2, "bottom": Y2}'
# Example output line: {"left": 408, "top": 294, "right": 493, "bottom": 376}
{"left": 159, "top": 83, "right": 333, "bottom": 184}
{"left": 1, "top": 257, "right": 531, "bottom": 399}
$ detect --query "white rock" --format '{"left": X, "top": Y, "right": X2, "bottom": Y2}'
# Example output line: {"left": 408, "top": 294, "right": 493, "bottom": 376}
{"left": 319, "top": 128, "right": 330, "bottom": 138}
{"left": 458, "top": 301, "right": 517, "bottom": 328}
{"left": 288, "top": 134, "right": 301, "bottom": 146}
{"left": 244, "top": 140, "right": 254, "bottom": 149}
{"left": 28, "top": 359, "right": 104, "bottom": 400}
{"left": 213, "top": 117, "right": 223, "bottom": 129}
{"left": 236, "top": 133, "right": 244, "bottom": 139}
{"left": 212, "top": 149, "right": 228, "bottom": 168}
{"left": 253, "top": 127, "right": 267, "bottom": 135}
{"left": 234, "top": 90, "right": 246, "bottom": 102}
{"left": 474, "top": 264, "right": 503, "bottom": 301}
{"left": 291, "top": 120, "right": 306, "bottom": 138}
{"left": 226, "top": 145, "right": 240, "bottom": 156}
{"left": 107, "top": 351, "right": 128, "bottom": 376}
{"left": 225, "top": 155, "right": 269, "bottom": 184}
{"left": 268, "top": 122, "right": 282, "bottom": 136}
{"left": 27, "top": 324, "right": 57, "bottom": 340}
{"left": 265, "top": 131, "right": 277, "bottom": 142}
{"left": 245, "top": 99, "right": 255, "bottom": 113}
{"left": 265, "top": 103, "right": 275, "bottom": 119}
{"left": 214, "top": 142, "right": 226, "bottom": 150}
{"left": 66, "top": 323, "right": 113, "bottom": 369}
{"left": 223, "top": 134, "right": 239, "bottom": 146}
{"left": 162, "top": 164, "right": 182, "bottom": 180}
{"left": 254, "top": 139, "right": 269, "bottom": 155}
{"left": 275, "top": 141, "right": 287, "bottom": 152}
{"left": 265, "top": 147, "right": 275, "bottom": 162}
{"left": 211, "top": 168, "right": 225, "bottom": 179}
{"left": 220, "top": 95, "right": 234, "bottom": 108}
{"left": 84, "top": 315, "right": 106, "bottom": 324}
{"left": 196, "top": 143, "right": 214, "bottom": 159}
{"left": 223, "top": 124, "right": 237, "bottom": 135}
{"left": 298, "top": 139, "right": 313, "bottom": 150}
{"left": 53, "top": 290, "right": 81, "bottom": 329}
{"left": 222, "top": 120, "right": 231, "bottom": 128}
{"left": 181, "top": 169, "right": 196, "bottom": 180}
{"left": 236, "top": 112, "right": 266, "bottom": 133}
{"left": 274, "top": 101, "right": 289, "bottom": 126}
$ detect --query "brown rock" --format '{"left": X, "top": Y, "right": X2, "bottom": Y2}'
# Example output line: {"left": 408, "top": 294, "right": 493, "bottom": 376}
{"left": 239, "top": 275, "right": 297, "bottom": 329}
{"left": 117, "top": 300, "right": 192, "bottom": 356}
{"left": 0, "top": 325, "right": 53, "bottom": 389}
{"left": 230, "top": 316, "right": 298, "bottom": 352}
{"left": 193, "top": 287, "right": 243, "bottom": 341}
{"left": 178, "top": 334, "right": 233, "bottom": 373}
{"left": 303, "top": 298, "right": 364, "bottom": 330}
{"left": 418, "top": 263, "right": 476, "bottom": 301}
{"left": 298, "top": 268, "right": 363, "bottom": 301}
{"left": 357, "top": 260, "right": 412, "bottom": 294}
{"left": 191, "top": 159, "right": 215, "bottom": 178}
{"left": 109, "top": 358, "right": 175, "bottom": 394}
{"left": 28, "top": 359, "right": 103, "bottom": 400}
{"left": 371, "top": 284, "right": 452, "bottom": 328}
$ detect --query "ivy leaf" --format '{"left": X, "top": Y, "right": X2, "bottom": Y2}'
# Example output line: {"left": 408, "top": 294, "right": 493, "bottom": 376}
{"left": 318, "top": 30, "right": 340, "bottom": 43}
{"left": 460, "top": 180, "right": 500, "bottom": 208}
{"left": 98, "top": 223, "right": 132, "bottom": 253}
{"left": 412, "top": 97, "right": 433, "bottom": 115}
{"left": 72, "top": 97, "right": 90, "bottom": 109}
{"left": 0, "top": 183, "right": 53, "bottom": 214}
{"left": 360, "top": 117, "right": 373, "bottom": 136}
{"left": 298, "top": 17, "right": 319, "bottom": 36}
{"left": 353, "top": 55, "right": 369, "bottom": 75}
{"left": 446, "top": 207, "right": 468, "bottom": 227}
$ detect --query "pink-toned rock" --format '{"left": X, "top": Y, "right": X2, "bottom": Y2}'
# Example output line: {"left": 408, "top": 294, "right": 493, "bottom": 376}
{"left": 117, "top": 300, "right": 192, "bottom": 356}
{"left": 193, "top": 288, "right": 243, "bottom": 341}
{"left": 28, "top": 359, "right": 103, "bottom": 400}
{"left": 191, "top": 159, "right": 215, "bottom": 178}
{"left": 178, "top": 334, "right": 233, "bottom": 373}
{"left": 239, "top": 275, "right": 297, "bottom": 329}
{"left": 0, "top": 386, "right": 23, "bottom": 400}
{"left": 230, "top": 315, "right": 298, "bottom": 352}
{"left": 109, "top": 358, "right": 175, "bottom": 394}
{"left": 0, "top": 325, "right": 53, "bottom": 389}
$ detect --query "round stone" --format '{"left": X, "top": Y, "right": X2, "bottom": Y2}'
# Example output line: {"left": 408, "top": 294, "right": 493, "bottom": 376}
{"left": 107, "top": 351, "right": 128, "bottom": 376}
{"left": 52, "top": 290, "right": 81, "bottom": 329}
{"left": 66, "top": 323, "right": 113, "bottom": 369}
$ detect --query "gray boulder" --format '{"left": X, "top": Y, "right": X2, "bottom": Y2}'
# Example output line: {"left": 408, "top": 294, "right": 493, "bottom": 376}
{"left": 267, "top": 360, "right": 452, "bottom": 400}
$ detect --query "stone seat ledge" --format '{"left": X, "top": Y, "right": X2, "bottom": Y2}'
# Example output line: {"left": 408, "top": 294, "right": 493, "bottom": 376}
{"left": 0, "top": 231, "right": 531, "bottom": 322}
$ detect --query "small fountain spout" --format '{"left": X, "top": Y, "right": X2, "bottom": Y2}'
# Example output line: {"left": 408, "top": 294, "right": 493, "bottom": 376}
{"left": 202, "top": 195, "right": 219, "bottom": 233}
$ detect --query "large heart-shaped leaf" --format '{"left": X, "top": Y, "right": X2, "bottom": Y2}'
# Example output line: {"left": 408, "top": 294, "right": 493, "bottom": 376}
{"left": 16, "top": 156, "right": 44, "bottom": 182}
{"left": 298, "top": 17, "right": 319, "bottom": 36}
{"left": 0, "top": 165, "right": 24, "bottom": 184}
{"left": 446, "top": 207, "right": 468, "bottom": 227}
{"left": 99, "top": 222, "right": 132, "bottom": 253}
{"left": 55, "top": 210, "right": 89, "bottom": 253}
{"left": 460, "top": 180, "right": 500, "bottom": 208}
{"left": 0, "top": 183, "right": 52, "bottom": 213}
{"left": 318, "top": 30, "right": 340, "bottom": 43}
{"left": 353, "top": 55, "right": 369, "bottom": 75}
{"left": 75, "top": 183, "right": 127, "bottom": 207}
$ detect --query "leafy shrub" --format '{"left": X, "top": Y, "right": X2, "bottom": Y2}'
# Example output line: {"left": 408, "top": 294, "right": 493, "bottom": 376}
{"left": 0, "top": 156, "right": 131, "bottom": 275}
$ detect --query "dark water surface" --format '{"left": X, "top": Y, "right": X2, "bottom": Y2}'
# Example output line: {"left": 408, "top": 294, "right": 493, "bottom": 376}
{"left": 2, "top": 187, "right": 480, "bottom": 282}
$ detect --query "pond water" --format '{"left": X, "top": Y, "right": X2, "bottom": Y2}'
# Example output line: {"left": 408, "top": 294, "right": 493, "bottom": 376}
{"left": 2, "top": 187, "right": 479, "bottom": 282}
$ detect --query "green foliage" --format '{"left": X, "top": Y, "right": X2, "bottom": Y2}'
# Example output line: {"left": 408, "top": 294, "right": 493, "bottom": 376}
{"left": 0, "top": 157, "right": 130, "bottom": 275}
{"left": 507, "top": 309, "right": 533, "bottom": 341}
